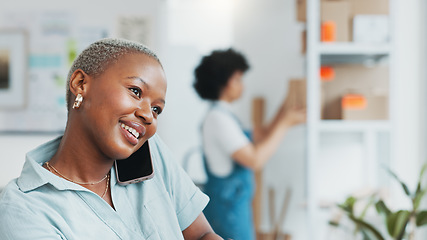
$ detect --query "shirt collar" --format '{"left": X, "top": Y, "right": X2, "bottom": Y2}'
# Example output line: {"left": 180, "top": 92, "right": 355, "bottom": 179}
{"left": 212, "top": 100, "right": 233, "bottom": 112}
{"left": 17, "top": 136, "right": 88, "bottom": 193}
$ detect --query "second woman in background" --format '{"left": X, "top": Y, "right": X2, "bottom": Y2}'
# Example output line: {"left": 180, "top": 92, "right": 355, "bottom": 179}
{"left": 193, "top": 49, "right": 306, "bottom": 240}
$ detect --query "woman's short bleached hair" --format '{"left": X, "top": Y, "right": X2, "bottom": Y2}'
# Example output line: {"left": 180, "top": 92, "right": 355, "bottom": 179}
{"left": 66, "top": 38, "right": 161, "bottom": 110}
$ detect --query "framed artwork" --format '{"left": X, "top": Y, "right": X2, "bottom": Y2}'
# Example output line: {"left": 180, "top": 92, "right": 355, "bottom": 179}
{"left": 0, "top": 30, "right": 27, "bottom": 109}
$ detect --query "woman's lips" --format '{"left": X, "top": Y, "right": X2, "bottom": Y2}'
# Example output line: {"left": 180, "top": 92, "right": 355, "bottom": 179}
{"left": 119, "top": 121, "right": 146, "bottom": 146}
{"left": 120, "top": 126, "right": 138, "bottom": 145}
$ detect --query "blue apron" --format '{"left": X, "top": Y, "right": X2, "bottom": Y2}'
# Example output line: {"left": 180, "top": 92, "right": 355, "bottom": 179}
{"left": 202, "top": 103, "right": 255, "bottom": 240}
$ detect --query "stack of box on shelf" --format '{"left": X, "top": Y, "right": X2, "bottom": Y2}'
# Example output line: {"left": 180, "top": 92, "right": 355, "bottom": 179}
{"left": 297, "top": 0, "right": 389, "bottom": 43}
{"left": 297, "top": 0, "right": 390, "bottom": 120}
{"left": 320, "top": 64, "right": 389, "bottom": 120}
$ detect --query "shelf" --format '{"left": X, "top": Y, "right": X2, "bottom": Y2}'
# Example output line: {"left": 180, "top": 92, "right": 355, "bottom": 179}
{"left": 318, "top": 43, "right": 391, "bottom": 55}
{"left": 318, "top": 120, "right": 391, "bottom": 132}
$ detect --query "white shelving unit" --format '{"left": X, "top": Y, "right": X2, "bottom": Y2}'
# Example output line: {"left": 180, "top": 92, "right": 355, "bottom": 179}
{"left": 305, "top": 0, "right": 395, "bottom": 239}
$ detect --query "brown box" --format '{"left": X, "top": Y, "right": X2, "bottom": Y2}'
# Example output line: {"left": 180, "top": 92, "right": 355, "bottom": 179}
{"left": 252, "top": 98, "right": 265, "bottom": 127}
{"left": 321, "top": 64, "right": 389, "bottom": 119}
{"left": 301, "top": 30, "right": 307, "bottom": 54}
{"left": 342, "top": 93, "right": 388, "bottom": 120}
{"left": 286, "top": 79, "right": 306, "bottom": 108}
{"left": 296, "top": 0, "right": 306, "bottom": 22}
{"left": 321, "top": 0, "right": 351, "bottom": 42}
{"left": 348, "top": 0, "right": 389, "bottom": 16}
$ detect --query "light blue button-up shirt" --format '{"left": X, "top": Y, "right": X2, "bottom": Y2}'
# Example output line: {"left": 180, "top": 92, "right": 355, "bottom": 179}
{"left": 0, "top": 135, "right": 209, "bottom": 240}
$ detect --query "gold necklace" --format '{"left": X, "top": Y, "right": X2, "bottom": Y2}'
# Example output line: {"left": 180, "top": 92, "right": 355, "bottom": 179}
{"left": 101, "top": 173, "right": 110, "bottom": 199}
{"left": 45, "top": 162, "right": 110, "bottom": 199}
{"left": 45, "top": 162, "right": 109, "bottom": 185}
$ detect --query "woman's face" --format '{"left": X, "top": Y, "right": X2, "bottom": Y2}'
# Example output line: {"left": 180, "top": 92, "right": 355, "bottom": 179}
{"left": 80, "top": 53, "right": 166, "bottom": 160}
{"left": 226, "top": 70, "right": 244, "bottom": 101}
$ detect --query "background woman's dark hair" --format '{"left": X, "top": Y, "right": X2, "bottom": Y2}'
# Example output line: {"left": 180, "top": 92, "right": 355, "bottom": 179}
{"left": 193, "top": 48, "right": 250, "bottom": 100}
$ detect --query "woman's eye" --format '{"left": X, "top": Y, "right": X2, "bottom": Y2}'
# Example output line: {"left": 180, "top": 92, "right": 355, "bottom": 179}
{"left": 130, "top": 88, "right": 141, "bottom": 98}
{"left": 152, "top": 106, "right": 163, "bottom": 116}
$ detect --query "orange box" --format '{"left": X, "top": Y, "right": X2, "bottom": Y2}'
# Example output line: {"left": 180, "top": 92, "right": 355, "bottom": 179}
{"left": 320, "top": 66, "right": 335, "bottom": 81}
{"left": 342, "top": 94, "right": 367, "bottom": 110}
{"left": 321, "top": 21, "right": 336, "bottom": 42}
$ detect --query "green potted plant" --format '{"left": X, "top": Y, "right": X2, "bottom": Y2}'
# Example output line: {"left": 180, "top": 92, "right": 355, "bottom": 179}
{"left": 330, "top": 164, "right": 427, "bottom": 240}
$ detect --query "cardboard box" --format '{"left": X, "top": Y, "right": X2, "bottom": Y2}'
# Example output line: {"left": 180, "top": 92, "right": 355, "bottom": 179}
{"left": 353, "top": 15, "right": 389, "bottom": 43}
{"left": 321, "top": 1, "right": 351, "bottom": 42}
{"left": 342, "top": 93, "right": 388, "bottom": 120}
{"left": 251, "top": 98, "right": 265, "bottom": 231}
{"left": 348, "top": 0, "right": 389, "bottom": 16}
{"left": 286, "top": 79, "right": 306, "bottom": 109}
{"left": 252, "top": 98, "right": 265, "bottom": 127}
{"left": 296, "top": 0, "right": 306, "bottom": 22}
{"left": 321, "top": 64, "right": 389, "bottom": 119}
{"left": 301, "top": 30, "right": 307, "bottom": 54}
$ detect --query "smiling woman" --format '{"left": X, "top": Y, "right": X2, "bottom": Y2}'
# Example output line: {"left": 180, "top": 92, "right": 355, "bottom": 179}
{"left": 0, "top": 38, "right": 222, "bottom": 240}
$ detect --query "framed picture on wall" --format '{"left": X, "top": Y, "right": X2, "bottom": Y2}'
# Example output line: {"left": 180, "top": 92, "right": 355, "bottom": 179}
{"left": 0, "top": 30, "right": 27, "bottom": 109}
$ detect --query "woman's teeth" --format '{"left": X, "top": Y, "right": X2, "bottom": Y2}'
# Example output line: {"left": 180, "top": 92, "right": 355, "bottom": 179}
{"left": 121, "top": 123, "right": 140, "bottom": 139}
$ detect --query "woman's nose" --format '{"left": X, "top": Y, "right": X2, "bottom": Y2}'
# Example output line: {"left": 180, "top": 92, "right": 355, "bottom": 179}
{"left": 135, "top": 104, "right": 153, "bottom": 125}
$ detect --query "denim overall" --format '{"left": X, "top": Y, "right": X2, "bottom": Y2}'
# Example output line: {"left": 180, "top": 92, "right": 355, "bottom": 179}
{"left": 202, "top": 103, "right": 255, "bottom": 240}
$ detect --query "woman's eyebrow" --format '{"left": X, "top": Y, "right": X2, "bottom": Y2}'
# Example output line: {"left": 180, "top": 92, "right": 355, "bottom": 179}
{"left": 126, "top": 76, "right": 148, "bottom": 88}
{"left": 126, "top": 76, "right": 166, "bottom": 104}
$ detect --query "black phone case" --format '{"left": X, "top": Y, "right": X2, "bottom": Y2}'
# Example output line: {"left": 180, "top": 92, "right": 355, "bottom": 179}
{"left": 115, "top": 141, "right": 154, "bottom": 185}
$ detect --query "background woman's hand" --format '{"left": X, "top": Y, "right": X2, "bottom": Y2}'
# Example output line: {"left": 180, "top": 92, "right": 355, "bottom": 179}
{"left": 282, "top": 106, "right": 306, "bottom": 127}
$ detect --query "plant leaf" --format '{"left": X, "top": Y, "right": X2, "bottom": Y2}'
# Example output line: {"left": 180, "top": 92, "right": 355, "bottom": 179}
{"left": 415, "top": 164, "right": 427, "bottom": 197}
{"left": 416, "top": 210, "right": 427, "bottom": 227}
{"left": 385, "top": 167, "right": 411, "bottom": 196}
{"left": 375, "top": 200, "right": 391, "bottom": 217}
{"left": 359, "top": 196, "right": 375, "bottom": 220}
{"left": 418, "top": 163, "right": 427, "bottom": 184}
{"left": 414, "top": 188, "right": 427, "bottom": 211}
{"left": 338, "top": 196, "right": 357, "bottom": 214}
{"left": 386, "top": 210, "right": 410, "bottom": 238}
{"left": 348, "top": 215, "right": 385, "bottom": 240}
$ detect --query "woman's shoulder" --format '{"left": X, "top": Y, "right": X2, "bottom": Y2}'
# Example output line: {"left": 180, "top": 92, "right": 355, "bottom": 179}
{"left": 0, "top": 179, "right": 29, "bottom": 213}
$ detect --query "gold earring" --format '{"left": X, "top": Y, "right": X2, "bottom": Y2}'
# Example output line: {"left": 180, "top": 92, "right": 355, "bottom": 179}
{"left": 72, "top": 94, "right": 83, "bottom": 109}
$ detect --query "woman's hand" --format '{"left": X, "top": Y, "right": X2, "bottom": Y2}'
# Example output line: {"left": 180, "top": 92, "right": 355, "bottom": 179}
{"left": 278, "top": 96, "right": 306, "bottom": 127}
{"left": 281, "top": 106, "right": 306, "bottom": 127}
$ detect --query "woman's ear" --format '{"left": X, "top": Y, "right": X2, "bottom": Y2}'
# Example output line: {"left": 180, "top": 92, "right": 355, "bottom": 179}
{"left": 69, "top": 69, "right": 90, "bottom": 97}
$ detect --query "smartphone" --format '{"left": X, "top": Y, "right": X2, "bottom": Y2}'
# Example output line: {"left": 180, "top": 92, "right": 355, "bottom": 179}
{"left": 115, "top": 141, "right": 154, "bottom": 185}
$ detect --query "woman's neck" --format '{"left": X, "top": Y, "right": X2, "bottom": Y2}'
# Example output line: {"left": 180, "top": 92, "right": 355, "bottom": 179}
{"left": 48, "top": 122, "right": 114, "bottom": 183}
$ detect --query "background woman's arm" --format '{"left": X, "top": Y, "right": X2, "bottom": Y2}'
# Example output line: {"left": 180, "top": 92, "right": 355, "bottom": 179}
{"left": 232, "top": 101, "right": 306, "bottom": 170}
